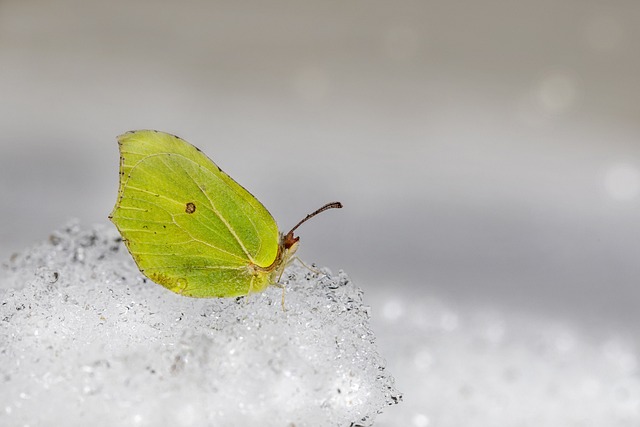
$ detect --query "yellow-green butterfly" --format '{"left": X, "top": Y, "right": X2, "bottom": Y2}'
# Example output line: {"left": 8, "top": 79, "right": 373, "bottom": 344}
{"left": 109, "top": 130, "right": 341, "bottom": 299}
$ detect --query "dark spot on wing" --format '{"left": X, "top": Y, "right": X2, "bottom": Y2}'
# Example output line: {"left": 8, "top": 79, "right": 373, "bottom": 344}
{"left": 185, "top": 202, "right": 196, "bottom": 214}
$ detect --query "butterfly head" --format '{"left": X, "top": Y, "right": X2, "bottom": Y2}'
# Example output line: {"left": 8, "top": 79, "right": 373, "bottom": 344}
{"left": 283, "top": 230, "right": 300, "bottom": 251}
{"left": 278, "top": 202, "right": 342, "bottom": 267}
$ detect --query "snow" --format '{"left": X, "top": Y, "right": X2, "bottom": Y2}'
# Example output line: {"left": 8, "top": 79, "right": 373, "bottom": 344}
{"left": 0, "top": 222, "right": 401, "bottom": 427}
{"left": 372, "top": 296, "right": 640, "bottom": 426}
{"left": 5, "top": 221, "right": 637, "bottom": 427}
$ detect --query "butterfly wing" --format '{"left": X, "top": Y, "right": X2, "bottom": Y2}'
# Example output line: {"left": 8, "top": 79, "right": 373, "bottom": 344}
{"left": 109, "top": 130, "right": 279, "bottom": 297}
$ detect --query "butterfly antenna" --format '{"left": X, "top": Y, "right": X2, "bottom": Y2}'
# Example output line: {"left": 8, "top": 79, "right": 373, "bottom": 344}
{"left": 287, "top": 201, "right": 343, "bottom": 236}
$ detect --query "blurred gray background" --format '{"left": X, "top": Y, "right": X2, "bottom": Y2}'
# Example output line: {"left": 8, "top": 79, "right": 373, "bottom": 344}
{"left": 1, "top": 0, "right": 640, "bottom": 423}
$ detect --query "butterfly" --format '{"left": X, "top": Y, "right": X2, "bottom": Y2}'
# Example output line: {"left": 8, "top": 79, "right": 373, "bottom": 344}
{"left": 109, "top": 130, "right": 341, "bottom": 301}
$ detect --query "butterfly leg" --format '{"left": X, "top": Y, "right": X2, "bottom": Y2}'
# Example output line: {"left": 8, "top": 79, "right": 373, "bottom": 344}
{"left": 290, "top": 256, "right": 323, "bottom": 276}
{"left": 272, "top": 282, "right": 287, "bottom": 311}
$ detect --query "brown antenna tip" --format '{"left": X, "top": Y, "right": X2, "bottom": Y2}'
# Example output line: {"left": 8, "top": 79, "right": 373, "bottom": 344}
{"left": 286, "top": 201, "right": 343, "bottom": 237}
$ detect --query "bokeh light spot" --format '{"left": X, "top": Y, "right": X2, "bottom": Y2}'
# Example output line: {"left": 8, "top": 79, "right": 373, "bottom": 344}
{"left": 412, "top": 413, "right": 430, "bottom": 427}
{"left": 536, "top": 72, "right": 578, "bottom": 114}
{"left": 414, "top": 348, "right": 434, "bottom": 371}
{"left": 440, "top": 311, "right": 459, "bottom": 331}
{"left": 604, "top": 164, "right": 640, "bottom": 201}
{"left": 602, "top": 339, "right": 638, "bottom": 374}
{"left": 383, "top": 299, "right": 405, "bottom": 322}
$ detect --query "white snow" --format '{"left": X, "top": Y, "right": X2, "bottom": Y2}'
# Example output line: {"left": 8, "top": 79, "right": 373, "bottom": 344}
{"left": 0, "top": 222, "right": 401, "bottom": 427}
{"left": 372, "top": 296, "right": 640, "bottom": 426}
{"left": 5, "top": 222, "right": 638, "bottom": 427}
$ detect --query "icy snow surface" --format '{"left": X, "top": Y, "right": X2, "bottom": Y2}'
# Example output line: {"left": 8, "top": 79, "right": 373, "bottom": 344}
{"left": 4, "top": 222, "right": 638, "bottom": 427}
{"left": 372, "top": 297, "right": 640, "bottom": 426}
{"left": 0, "top": 222, "right": 401, "bottom": 427}
{"left": 373, "top": 300, "right": 640, "bottom": 427}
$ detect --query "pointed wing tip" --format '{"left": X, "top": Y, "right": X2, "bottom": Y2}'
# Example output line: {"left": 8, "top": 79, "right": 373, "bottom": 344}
{"left": 117, "top": 130, "right": 187, "bottom": 147}
{"left": 117, "top": 129, "right": 145, "bottom": 141}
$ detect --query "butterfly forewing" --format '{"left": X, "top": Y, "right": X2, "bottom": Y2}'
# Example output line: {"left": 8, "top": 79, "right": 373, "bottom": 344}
{"left": 110, "top": 130, "right": 279, "bottom": 297}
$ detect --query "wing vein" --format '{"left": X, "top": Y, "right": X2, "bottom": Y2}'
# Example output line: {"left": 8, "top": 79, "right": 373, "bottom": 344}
{"left": 119, "top": 195, "right": 248, "bottom": 263}
{"left": 162, "top": 155, "right": 255, "bottom": 263}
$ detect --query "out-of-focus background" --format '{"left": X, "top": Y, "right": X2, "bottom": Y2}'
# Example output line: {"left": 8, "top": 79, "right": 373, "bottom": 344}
{"left": 2, "top": 1, "right": 640, "bottom": 425}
